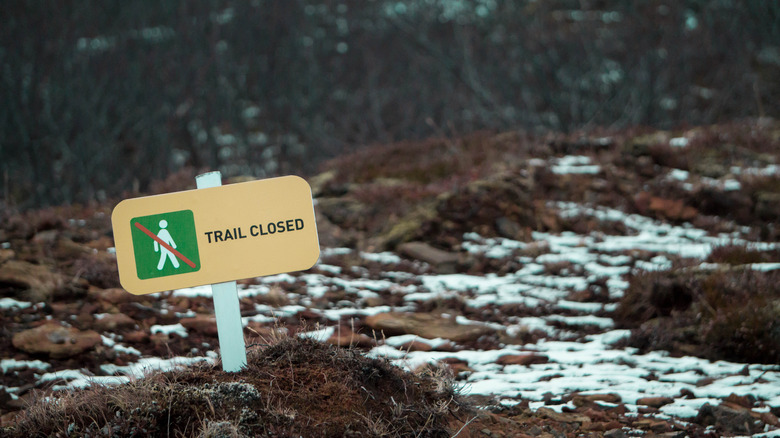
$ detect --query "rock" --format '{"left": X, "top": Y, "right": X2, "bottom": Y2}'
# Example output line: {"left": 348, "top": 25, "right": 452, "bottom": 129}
{"left": 326, "top": 329, "right": 377, "bottom": 348}
{"left": 398, "top": 340, "right": 433, "bottom": 352}
{"left": 89, "top": 287, "right": 141, "bottom": 304}
{"left": 573, "top": 393, "right": 622, "bottom": 406}
{"left": 632, "top": 418, "right": 672, "bottom": 432}
{"left": 0, "top": 249, "right": 14, "bottom": 264}
{"left": 12, "top": 323, "right": 102, "bottom": 359}
{"left": 180, "top": 314, "right": 218, "bottom": 336}
{"left": 123, "top": 330, "right": 150, "bottom": 343}
{"left": 375, "top": 201, "right": 439, "bottom": 249}
{"left": 625, "top": 131, "right": 670, "bottom": 156}
{"left": 94, "top": 313, "right": 137, "bottom": 332}
{"left": 636, "top": 396, "right": 674, "bottom": 408}
{"left": 696, "top": 402, "right": 763, "bottom": 435}
{"left": 315, "top": 197, "right": 369, "bottom": 229}
{"left": 398, "top": 241, "right": 459, "bottom": 274}
{"left": 313, "top": 209, "right": 359, "bottom": 248}
{"left": 308, "top": 170, "right": 340, "bottom": 197}
{"left": 724, "top": 393, "right": 756, "bottom": 409}
{"left": 0, "top": 260, "right": 66, "bottom": 302}
{"left": 495, "top": 217, "right": 525, "bottom": 240}
{"left": 755, "top": 191, "right": 780, "bottom": 221}
{"left": 365, "top": 312, "right": 494, "bottom": 343}
{"left": 647, "top": 197, "right": 698, "bottom": 222}
{"left": 31, "top": 229, "right": 59, "bottom": 245}
{"left": 536, "top": 407, "right": 591, "bottom": 424}
{"left": 85, "top": 235, "right": 114, "bottom": 251}
{"left": 496, "top": 353, "right": 548, "bottom": 366}
{"left": 604, "top": 428, "right": 627, "bottom": 438}
{"left": 55, "top": 237, "right": 96, "bottom": 258}
{"left": 438, "top": 357, "right": 472, "bottom": 374}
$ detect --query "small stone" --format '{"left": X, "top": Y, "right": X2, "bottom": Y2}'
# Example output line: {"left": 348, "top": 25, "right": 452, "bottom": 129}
{"left": 12, "top": 323, "right": 101, "bottom": 358}
{"left": 365, "top": 312, "right": 494, "bottom": 343}
{"left": 604, "top": 428, "right": 626, "bottom": 438}
{"left": 496, "top": 353, "right": 548, "bottom": 366}
{"left": 326, "top": 329, "right": 377, "bottom": 348}
{"left": 398, "top": 242, "right": 459, "bottom": 274}
{"left": 89, "top": 287, "right": 140, "bottom": 304}
{"left": 398, "top": 340, "right": 433, "bottom": 352}
{"left": 123, "top": 330, "right": 150, "bottom": 343}
{"left": 0, "top": 260, "right": 66, "bottom": 302}
{"left": 0, "top": 249, "right": 14, "bottom": 264}
{"left": 536, "top": 407, "right": 591, "bottom": 424}
{"left": 180, "top": 314, "right": 218, "bottom": 336}
{"left": 94, "top": 313, "right": 137, "bottom": 332}
{"left": 647, "top": 197, "right": 698, "bottom": 221}
{"left": 636, "top": 396, "right": 674, "bottom": 408}
{"left": 696, "top": 402, "right": 763, "bottom": 435}
{"left": 573, "top": 393, "right": 622, "bottom": 406}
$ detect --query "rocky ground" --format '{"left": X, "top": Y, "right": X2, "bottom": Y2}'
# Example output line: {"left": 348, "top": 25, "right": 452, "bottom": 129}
{"left": 2, "top": 119, "right": 780, "bottom": 437}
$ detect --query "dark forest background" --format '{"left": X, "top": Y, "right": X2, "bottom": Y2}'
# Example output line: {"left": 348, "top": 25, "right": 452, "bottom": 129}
{"left": 1, "top": 0, "right": 778, "bottom": 209}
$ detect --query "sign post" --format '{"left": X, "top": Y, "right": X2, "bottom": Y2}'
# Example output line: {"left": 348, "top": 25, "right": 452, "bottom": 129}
{"left": 111, "top": 173, "right": 320, "bottom": 372}
{"left": 195, "top": 171, "right": 246, "bottom": 371}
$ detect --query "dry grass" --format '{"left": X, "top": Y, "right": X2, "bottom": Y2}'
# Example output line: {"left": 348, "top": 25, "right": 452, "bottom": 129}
{"left": 615, "top": 265, "right": 780, "bottom": 364}
{"left": 3, "top": 335, "right": 467, "bottom": 437}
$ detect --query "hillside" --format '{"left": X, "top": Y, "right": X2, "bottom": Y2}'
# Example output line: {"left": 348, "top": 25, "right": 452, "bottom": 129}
{"left": 2, "top": 119, "right": 780, "bottom": 436}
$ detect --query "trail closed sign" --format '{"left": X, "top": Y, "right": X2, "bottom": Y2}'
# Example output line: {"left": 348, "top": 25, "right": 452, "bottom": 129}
{"left": 112, "top": 175, "right": 320, "bottom": 295}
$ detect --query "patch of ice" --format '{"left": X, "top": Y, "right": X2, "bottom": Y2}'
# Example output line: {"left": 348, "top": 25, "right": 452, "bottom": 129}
{"left": 546, "top": 314, "right": 614, "bottom": 328}
{"left": 660, "top": 398, "right": 720, "bottom": 418}
{"left": 519, "top": 275, "right": 589, "bottom": 291}
{"left": 551, "top": 156, "right": 601, "bottom": 175}
{"left": 0, "top": 298, "right": 33, "bottom": 309}
{"left": 150, "top": 323, "right": 188, "bottom": 338}
{"left": 598, "top": 254, "right": 632, "bottom": 266}
{"left": 171, "top": 285, "right": 214, "bottom": 297}
{"left": 316, "top": 264, "right": 342, "bottom": 274}
{"left": 669, "top": 169, "right": 690, "bottom": 180}
{"left": 361, "top": 251, "right": 402, "bottom": 264}
{"left": 1, "top": 359, "right": 50, "bottom": 373}
{"left": 298, "top": 326, "right": 335, "bottom": 341}
{"left": 555, "top": 300, "right": 606, "bottom": 313}
{"left": 261, "top": 273, "right": 297, "bottom": 284}
{"left": 669, "top": 137, "right": 689, "bottom": 147}
{"left": 584, "top": 262, "right": 631, "bottom": 277}
{"left": 537, "top": 251, "right": 596, "bottom": 265}
{"left": 238, "top": 284, "right": 271, "bottom": 299}
{"left": 321, "top": 247, "right": 352, "bottom": 257}
{"left": 100, "top": 356, "right": 215, "bottom": 380}
{"left": 385, "top": 335, "right": 450, "bottom": 349}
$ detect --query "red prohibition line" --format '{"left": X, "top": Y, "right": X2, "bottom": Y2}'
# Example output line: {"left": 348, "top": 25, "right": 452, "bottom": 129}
{"left": 133, "top": 222, "right": 197, "bottom": 269}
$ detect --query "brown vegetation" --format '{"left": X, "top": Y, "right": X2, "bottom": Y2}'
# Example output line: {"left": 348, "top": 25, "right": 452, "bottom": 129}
{"left": 5, "top": 336, "right": 464, "bottom": 437}
{"left": 615, "top": 265, "right": 780, "bottom": 364}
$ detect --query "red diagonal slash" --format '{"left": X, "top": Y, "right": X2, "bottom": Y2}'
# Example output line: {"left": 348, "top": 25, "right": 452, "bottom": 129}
{"left": 133, "top": 222, "right": 197, "bottom": 268}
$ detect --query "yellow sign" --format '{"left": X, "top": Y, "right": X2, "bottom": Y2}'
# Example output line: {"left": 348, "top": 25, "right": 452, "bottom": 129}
{"left": 112, "top": 176, "right": 320, "bottom": 295}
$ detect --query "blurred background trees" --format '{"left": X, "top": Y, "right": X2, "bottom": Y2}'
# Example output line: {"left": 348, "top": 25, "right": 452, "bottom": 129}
{"left": 1, "top": 0, "right": 778, "bottom": 208}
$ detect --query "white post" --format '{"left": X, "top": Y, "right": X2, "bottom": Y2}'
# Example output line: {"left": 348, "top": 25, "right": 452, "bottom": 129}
{"left": 195, "top": 171, "right": 247, "bottom": 372}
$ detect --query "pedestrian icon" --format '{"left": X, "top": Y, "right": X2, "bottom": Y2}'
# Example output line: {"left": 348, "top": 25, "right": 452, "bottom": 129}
{"left": 131, "top": 210, "right": 200, "bottom": 280}
{"left": 155, "top": 219, "right": 179, "bottom": 270}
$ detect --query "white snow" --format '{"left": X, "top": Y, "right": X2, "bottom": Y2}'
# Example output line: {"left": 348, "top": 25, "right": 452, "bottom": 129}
{"left": 1, "top": 359, "right": 50, "bottom": 373}
{"left": 150, "top": 323, "right": 188, "bottom": 338}
{"left": 0, "top": 298, "right": 33, "bottom": 309}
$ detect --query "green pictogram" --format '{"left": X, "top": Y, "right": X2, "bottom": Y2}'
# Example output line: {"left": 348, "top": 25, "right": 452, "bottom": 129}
{"left": 131, "top": 210, "right": 200, "bottom": 279}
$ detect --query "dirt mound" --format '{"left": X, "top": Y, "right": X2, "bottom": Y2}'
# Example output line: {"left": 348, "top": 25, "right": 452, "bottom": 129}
{"left": 4, "top": 336, "right": 465, "bottom": 437}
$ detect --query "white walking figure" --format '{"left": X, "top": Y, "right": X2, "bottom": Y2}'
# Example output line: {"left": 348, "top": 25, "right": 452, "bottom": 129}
{"left": 154, "top": 219, "right": 180, "bottom": 270}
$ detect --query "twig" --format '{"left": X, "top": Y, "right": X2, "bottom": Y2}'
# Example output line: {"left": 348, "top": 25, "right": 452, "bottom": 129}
{"left": 450, "top": 415, "right": 479, "bottom": 438}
